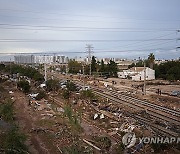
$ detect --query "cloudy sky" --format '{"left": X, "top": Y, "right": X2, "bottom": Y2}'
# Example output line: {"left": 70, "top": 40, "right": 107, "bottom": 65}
{"left": 0, "top": 0, "right": 179, "bottom": 60}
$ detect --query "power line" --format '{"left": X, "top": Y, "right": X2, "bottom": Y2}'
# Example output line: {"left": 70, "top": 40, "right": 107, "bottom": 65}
{"left": 0, "top": 38, "right": 176, "bottom": 43}
{"left": 0, "top": 8, "right": 180, "bottom": 23}
{"left": 96, "top": 32, "right": 176, "bottom": 51}
{"left": 0, "top": 23, "right": 177, "bottom": 31}
{"left": 113, "top": 32, "right": 176, "bottom": 49}
{"left": 0, "top": 47, "right": 176, "bottom": 55}
{"left": 1, "top": 27, "right": 176, "bottom": 33}
{"left": 1, "top": 14, "right": 179, "bottom": 26}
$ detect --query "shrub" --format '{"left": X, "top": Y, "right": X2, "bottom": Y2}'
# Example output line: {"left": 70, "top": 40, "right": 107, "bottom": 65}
{"left": 17, "top": 80, "right": 30, "bottom": 93}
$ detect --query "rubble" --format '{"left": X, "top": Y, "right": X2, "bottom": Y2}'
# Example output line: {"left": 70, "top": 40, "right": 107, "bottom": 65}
{"left": 57, "top": 107, "right": 64, "bottom": 113}
{"left": 94, "top": 113, "right": 98, "bottom": 120}
{"left": 100, "top": 114, "right": 105, "bottom": 119}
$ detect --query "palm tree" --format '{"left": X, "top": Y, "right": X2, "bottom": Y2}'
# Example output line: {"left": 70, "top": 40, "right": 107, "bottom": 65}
{"left": 148, "top": 53, "right": 155, "bottom": 69}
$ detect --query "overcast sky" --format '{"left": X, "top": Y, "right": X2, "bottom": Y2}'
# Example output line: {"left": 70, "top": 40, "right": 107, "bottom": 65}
{"left": 0, "top": 0, "right": 179, "bottom": 61}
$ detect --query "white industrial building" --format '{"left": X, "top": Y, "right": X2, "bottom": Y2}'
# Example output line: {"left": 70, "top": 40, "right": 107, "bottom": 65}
{"left": 118, "top": 67, "right": 155, "bottom": 81}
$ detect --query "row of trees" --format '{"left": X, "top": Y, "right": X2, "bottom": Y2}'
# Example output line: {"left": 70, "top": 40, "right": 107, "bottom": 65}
{"left": 3, "top": 64, "right": 44, "bottom": 82}
{"left": 154, "top": 61, "right": 180, "bottom": 80}
{"left": 68, "top": 56, "right": 119, "bottom": 77}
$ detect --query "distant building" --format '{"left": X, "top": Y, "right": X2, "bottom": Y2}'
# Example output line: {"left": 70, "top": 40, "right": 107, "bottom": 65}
{"left": 54, "top": 55, "right": 69, "bottom": 64}
{"left": 118, "top": 67, "right": 155, "bottom": 81}
{"left": 35, "top": 55, "right": 54, "bottom": 64}
{"left": 14, "top": 55, "right": 35, "bottom": 64}
{"left": 102, "top": 58, "right": 115, "bottom": 64}
{"left": 14, "top": 55, "right": 69, "bottom": 64}
{"left": 116, "top": 60, "right": 134, "bottom": 71}
{"left": 74, "top": 57, "right": 86, "bottom": 63}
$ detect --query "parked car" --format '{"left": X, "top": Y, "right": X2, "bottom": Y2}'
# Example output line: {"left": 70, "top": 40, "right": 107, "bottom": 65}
{"left": 171, "top": 91, "right": 180, "bottom": 97}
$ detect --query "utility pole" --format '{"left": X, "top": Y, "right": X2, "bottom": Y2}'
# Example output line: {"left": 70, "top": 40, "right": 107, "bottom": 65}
{"left": 143, "top": 60, "right": 146, "bottom": 95}
{"left": 44, "top": 63, "right": 47, "bottom": 82}
{"left": 82, "top": 64, "right": 85, "bottom": 88}
{"left": 65, "top": 64, "right": 68, "bottom": 75}
{"left": 10, "top": 58, "right": 12, "bottom": 77}
{"left": 43, "top": 55, "right": 47, "bottom": 82}
{"left": 86, "top": 44, "right": 93, "bottom": 76}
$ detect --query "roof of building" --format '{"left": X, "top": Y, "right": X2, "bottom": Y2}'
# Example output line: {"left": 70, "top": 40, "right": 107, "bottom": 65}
{"left": 129, "top": 67, "right": 144, "bottom": 72}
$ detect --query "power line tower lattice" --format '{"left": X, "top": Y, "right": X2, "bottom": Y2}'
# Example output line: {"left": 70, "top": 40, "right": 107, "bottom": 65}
{"left": 86, "top": 44, "right": 94, "bottom": 75}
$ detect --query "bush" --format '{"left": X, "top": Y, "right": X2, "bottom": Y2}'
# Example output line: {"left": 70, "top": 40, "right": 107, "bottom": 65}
{"left": 151, "top": 143, "right": 169, "bottom": 153}
{"left": 46, "top": 79, "right": 59, "bottom": 91}
{"left": 62, "top": 89, "right": 71, "bottom": 100}
{"left": 0, "top": 64, "right": 5, "bottom": 71}
{"left": 17, "top": 80, "right": 30, "bottom": 93}
{"left": 80, "top": 90, "right": 95, "bottom": 99}
{"left": 93, "top": 136, "right": 111, "bottom": 150}
{"left": 0, "top": 126, "right": 28, "bottom": 154}
{"left": 0, "top": 99, "right": 14, "bottom": 122}
{"left": 66, "top": 81, "right": 77, "bottom": 91}
{"left": 64, "top": 105, "right": 81, "bottom": 132}
{"left": 35, "top": 91, "right": 47, "bottom": 100}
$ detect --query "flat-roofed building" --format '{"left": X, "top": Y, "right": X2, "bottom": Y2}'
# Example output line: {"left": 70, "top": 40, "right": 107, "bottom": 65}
{"left": 14, "top": 55, "right": 35, "bottom": 64}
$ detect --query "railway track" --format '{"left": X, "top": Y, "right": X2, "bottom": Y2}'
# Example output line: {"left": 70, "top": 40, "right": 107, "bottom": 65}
{"left": 50, "top": 92, "right": 179, "bottom": 137}
{"left": 51, "top": 75, "right": 180, "bottom": 137}
{"left": 93, "top": 90, "right": 179, "bottom": 137}
{"left": 93, "top": 86, "right": 180, "bottom": 117}
{"left": 92, "top": 87, "right": 180, "bottom": 125}
{"left": 73, "top": 80, "right": 180, "bottom": 121}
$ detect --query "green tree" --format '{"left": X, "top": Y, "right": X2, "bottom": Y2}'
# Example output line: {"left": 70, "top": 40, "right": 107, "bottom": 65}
{"left": 91, "top": 56, "right": 97, "bottom": 73}
{"left": 155, "top": 61, "right": 180, "bottom": 80}
{"left": 0, "top": 64, "right": 5, "bottom": 71}
{"left": 167, "top": 66, "right": 180, "bottom": 80}
{"left": 68, "top": 60, "right": 82, "bottom": 74}
{"left": 148, "top": 53, "right": 155, "bottom": 69}
{"left": 33, "top": 72, "right": 44, "bottom": 82}
{"left": 46, "top": 79, "right": 59, "bottom": 91}
{"left": 17, "top": 80, "right": 31, "bottom": 93}
{"left": 4, "top": 64, "right": 44, "bottom": 82}
{"left": 107, "top": 60, "right": 118, "bottom": 77}
{"left": 100, "top": 59, "right": 105, "bottom": 75}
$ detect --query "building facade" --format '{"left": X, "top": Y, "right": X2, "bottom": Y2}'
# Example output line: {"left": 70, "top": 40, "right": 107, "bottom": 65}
{"left": 14, "top": 55, "right": 35, "bottom": 64}
{"left": 118, "top": 67, "right": 155, "bottom": 81}
{"left": 14, "top": 55, "right": 69, "bottom": 64}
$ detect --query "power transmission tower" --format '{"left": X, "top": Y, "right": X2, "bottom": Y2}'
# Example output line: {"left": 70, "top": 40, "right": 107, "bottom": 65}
{"left": 86, "top": 44, "right": 93, "bottom": 75}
